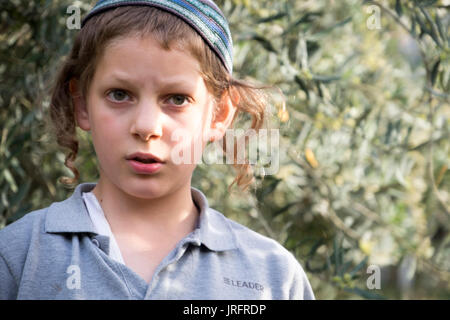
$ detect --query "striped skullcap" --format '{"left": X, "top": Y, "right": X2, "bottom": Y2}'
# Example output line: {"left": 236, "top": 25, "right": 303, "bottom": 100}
{"left": 81, "top": 0, "right": 234, "bottom": 74}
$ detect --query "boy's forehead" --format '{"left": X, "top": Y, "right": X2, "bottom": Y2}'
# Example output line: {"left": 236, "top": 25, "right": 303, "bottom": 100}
{"left": 105, "top": 34, "right": 189, "bottom": 58}
{"left": 96, "top": 35, "right": 203, "bottom": 83}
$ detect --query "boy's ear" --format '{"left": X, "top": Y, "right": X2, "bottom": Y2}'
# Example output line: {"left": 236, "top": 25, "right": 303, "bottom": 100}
{"left": 69, "top": 78, "right": 91, "bottom": 131}
{"left": 209, "top": 88, "right": 239, "bottom": 142}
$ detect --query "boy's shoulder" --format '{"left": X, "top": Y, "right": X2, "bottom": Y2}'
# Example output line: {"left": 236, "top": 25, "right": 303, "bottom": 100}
{"left": 0, "top": 206, "right": 51, "bottom": 267}
{"left": 0, "top": 183, "right": 94, "bottom": 253}
{"left": 218, "top": 209, "right": 283, "bottom": 249}
{"left": 1, "top": 182, "right": 100, "bottom": 250}
{"left": 206, "top": 208, "right": 315, "bottom": 299}
{"left": 207, "top": 207, "right": 301, "bottom": 267}
{"left": 0, "top": 207, "right": 48, "bottom": 245}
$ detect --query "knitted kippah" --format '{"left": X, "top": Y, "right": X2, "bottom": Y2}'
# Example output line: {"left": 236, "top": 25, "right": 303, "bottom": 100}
{"left": 81, "top": 0, "right": 233, "bottom": 74}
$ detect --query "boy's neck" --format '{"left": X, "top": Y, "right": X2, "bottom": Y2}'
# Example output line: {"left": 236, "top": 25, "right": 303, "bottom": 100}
{"left": 91, "top": 181, "right": 200, "bottom": 242}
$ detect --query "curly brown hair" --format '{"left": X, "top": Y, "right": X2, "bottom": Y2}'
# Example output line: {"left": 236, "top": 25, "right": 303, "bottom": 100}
{"left": 46, "top": 6, "right": 275, "bottom": 193}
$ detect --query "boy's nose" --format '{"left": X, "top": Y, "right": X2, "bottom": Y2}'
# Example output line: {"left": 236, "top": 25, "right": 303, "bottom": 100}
{"left": 130, "top": 101, "right": 163, "bottom": 141}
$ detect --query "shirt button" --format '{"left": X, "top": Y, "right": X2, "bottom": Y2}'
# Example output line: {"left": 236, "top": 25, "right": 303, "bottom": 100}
{"left": 92, "top": 238, "right": 100, "bottom": 247}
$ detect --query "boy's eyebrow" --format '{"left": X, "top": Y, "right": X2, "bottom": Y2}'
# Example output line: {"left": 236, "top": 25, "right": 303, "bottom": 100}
{"left": 106, "top": 73, "right": 199, "bottom": 89}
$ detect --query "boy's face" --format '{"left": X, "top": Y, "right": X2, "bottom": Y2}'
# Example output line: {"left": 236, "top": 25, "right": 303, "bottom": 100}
{"left": 73, "top": 35, "right": 235, "bottom": 199}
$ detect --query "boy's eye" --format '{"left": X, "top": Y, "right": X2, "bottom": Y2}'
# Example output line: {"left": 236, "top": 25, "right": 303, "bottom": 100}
{"left": 167, "top": 95, "right": 190, "bottom": 106}
{"left": 106, "top": 90, "right": 190, "bottom": 107}
{"left": 107, "top": 89, "right": 130, "bottom": 102}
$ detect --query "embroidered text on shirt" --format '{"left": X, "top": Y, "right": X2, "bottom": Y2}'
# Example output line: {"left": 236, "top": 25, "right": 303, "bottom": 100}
{"left": 223, "top": 277, "right": 264, "bottom": 291}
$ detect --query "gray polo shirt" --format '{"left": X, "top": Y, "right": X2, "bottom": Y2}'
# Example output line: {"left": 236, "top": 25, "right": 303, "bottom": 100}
{"left": 0, "top": 182, "right": 315, "bottom": 300}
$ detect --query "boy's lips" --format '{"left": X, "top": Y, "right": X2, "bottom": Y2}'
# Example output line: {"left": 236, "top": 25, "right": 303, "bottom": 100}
{"left": 125, "top": 152, "right": 166, "bottom": 163}
{"left": 127, "top": 159, "right": 164, "bottom": 174}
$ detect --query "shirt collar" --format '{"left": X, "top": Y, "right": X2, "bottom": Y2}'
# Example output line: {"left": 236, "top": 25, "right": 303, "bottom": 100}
{"left": 45, "top": 182, "right": 238, "bottom": 252}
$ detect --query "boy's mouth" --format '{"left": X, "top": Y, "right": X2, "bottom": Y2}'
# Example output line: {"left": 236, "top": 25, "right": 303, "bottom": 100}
{"left": 127, "top": 156, "right": 164, "bottom": 174}
{"left": 126, "top": 152, "right": 165, "bottom": 163}
{"left": 132, "top": 158, "right": 158, "bottom": 164}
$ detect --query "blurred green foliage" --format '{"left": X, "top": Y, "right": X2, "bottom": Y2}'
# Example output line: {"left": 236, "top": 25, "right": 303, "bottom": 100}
{"left": 1, "top": 0, "right": 449, "bottom": 299}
